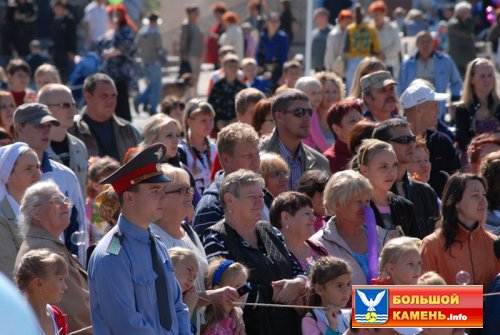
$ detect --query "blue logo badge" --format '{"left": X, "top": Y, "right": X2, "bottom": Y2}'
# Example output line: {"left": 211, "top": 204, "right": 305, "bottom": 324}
{"left": 354, "top": 288, "right": 389, "bottom": 324}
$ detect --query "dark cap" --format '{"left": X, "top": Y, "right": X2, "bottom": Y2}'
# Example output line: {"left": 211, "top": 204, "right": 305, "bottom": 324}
{"left": 99, "top": 143, "right": 170, "bottom": 195}
{"left": 14, "top": 103, "right": 61, "bottom": 126}
{"left": 360, "top": 70, "right": 397, "bottom": 93}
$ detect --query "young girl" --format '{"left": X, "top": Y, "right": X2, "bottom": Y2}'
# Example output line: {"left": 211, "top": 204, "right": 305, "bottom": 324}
{"left": 375, "top": 236, "right": 422, "bottom": 285}
{"left": 302, "top": 256, "right": 352, "bottom": 335}
{"left": 86, "top": 156, "right": 120, "bottom": 244}
{"left": 357, "top": 139, "right": 419, "bottom": 240}
{"left": 168, "top": 247, "right": 200, "bottom": 319}
{"left": 179, "top": 99, "right": 217, "bottom": 195}
{"left": 15, "top": 248, "right": 69, "bottom": 335}
{"left": 202, "top": 257, "right": 249, "bottom": 335}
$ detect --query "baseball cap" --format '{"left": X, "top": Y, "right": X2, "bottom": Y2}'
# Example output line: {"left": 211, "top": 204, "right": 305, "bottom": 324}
{"left": 360, "top": 71, "right": 397, "bottom": 93}
{"left": 13, "top": 103, "right": 60, "bottom": 126}
{"left": 400, "top": 84, "right": 449, "bottom": 109}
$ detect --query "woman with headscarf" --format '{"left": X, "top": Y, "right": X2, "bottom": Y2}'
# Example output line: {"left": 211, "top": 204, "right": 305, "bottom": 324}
{"left": 0, "top": 142, "right": 40, "bottom": 278}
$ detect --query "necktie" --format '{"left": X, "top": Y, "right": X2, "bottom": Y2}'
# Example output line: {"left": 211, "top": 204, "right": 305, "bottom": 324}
{"left": 149, "top": 232, "right": 172, "bottom": 330}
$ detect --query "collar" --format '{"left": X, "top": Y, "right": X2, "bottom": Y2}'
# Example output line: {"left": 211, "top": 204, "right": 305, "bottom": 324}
{"left": 25, "top": 224, "right": 63, "bottom": 245}
{"left": 415, "top": 51, "right": 439, "bottom": 60}
{"left": 118, "top": 214, "right": 150, "bottom": 244}
{"left": 277, "top": 137, "right": 302, "bottom": 161}
{"left": 41, "top": 151, "right": 53, "bottom": 173}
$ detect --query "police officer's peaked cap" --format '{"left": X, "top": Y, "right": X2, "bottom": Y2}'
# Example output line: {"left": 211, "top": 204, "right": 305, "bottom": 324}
{"left": 99, "top": 143, "right": 170, "bottom": 195}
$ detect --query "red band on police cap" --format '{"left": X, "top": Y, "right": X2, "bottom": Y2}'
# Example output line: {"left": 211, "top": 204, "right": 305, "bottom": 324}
{"left": 111, "top": 163, "right": 162, "bottom": 195}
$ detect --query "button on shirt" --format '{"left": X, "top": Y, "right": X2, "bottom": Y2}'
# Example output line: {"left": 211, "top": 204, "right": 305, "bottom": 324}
{"left": 87, "top": 216, "right": 191, "bottom": 335}
{"left": 278, "top": 139, "right": 302, "bottom": 191}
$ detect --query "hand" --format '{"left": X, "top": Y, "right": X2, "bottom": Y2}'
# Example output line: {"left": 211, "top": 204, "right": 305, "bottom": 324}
{"left": 230, "top": 307, "right": 246, "bottom": 335}
{"left": 208, "top": 286, "right": 240, "bottom": 307}
{"left": 325, "top": 305, "right": 340, "bottom": 331}
{"left": 183, "top": 288, "right": 198, "bottom": 315}
{"left": 271, "top": 278, "right": 305, "bottom": 304}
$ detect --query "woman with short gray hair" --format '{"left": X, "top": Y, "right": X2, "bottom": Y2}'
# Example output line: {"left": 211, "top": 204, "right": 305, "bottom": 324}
{"left": 310, "top": 170, "right": 386, "bottom": 286}
{"left": 203, "top": 169, "right": 307, "bottom": 335}
{"left": 15, "top": 181, "right": 91, "bottom": 334}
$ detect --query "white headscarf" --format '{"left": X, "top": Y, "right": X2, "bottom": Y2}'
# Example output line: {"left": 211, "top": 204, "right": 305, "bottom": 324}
{"left": 0, "top": 142, "right": 31, "bottom": 201}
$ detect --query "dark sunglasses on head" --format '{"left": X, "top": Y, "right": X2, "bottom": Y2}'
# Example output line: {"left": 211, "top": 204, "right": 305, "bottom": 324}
{"left": 283, "top": 107, "right": 313, "bottom": 118}
{"left": 389, "top": 135, "right": 416, "bottom": 144}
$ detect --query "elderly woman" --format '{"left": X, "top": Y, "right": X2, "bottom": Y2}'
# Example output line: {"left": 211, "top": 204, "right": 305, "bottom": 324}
{"left": 323, "top": 99, "right": 363, "bottom": 174}
{"left": 310, "top": 170, "right": 386, "bottom": 285}
{"left": 259, "top": 152, "right": 289, "bottom": 197}
{"left": 0, "top": 142, "right": 40, "bottom": 277}
{"left": 270, "top": 191, "right": 327, "bottom": 274}
{"left": 152, "top": 164, "right": 243, "bottom": 334}
{"left": 421, "top": 173, "right": 500, "bottom": 286}
{"left": 203, "top": 169, "right": 307, "bottom": 335}
{"left": 15, "top": 181, "right": 91, "bottom": 334}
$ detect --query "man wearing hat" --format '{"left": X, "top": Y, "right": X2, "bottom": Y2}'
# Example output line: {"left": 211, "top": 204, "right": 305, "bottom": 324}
{"left": 401, "top": 83, "right": 460, "bottom": 196}
{"left": 87, "top": 143, "right": 190, "bottom": 335}
{"left": 361, "top": 70, "right": 400, "bottom": 122}
{"left": 14, "top": 103, "right": 87, "bottom": 265}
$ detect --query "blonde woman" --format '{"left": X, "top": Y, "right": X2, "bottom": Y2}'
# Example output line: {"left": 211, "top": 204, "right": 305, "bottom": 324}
{"left": 455, "top": 58, "right": 500, "bottom": 151}
{"left": 259, "top": 152, "right": 289, "bottom": 197}
{"left": 314, "top": 71, "right": 344, "bottom": 144}
{"left": 348, "top": 56, "right": 386, "bottom": 100}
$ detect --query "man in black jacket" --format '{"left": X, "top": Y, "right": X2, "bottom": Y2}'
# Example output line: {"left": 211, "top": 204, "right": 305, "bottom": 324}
{"left": 373, "top": 119, "right": 440, "bottom": 239}
{"left": 400, "top": 83, "right": 461, "bottom": 197}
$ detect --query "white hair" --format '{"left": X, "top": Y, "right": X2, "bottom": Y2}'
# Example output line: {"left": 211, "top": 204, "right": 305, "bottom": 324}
{"left": 19, "top": 181, "right": 61, "bottom": 235}
{"left": 454, "top": 1, "right": 471, "bottom": 15}
{"left": 294, "top": 76, "right": 322, "bottom": 92}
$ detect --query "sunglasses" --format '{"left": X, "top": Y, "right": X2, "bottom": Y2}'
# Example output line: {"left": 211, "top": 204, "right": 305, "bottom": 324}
{"left": 164, "top": 185, "right": 194, "bottom": 196}
{"left": 283, "top": 107, "right": 313, "bottom": 118}
{"left": 50, "top": 195, "right": 73, "bottom": 208}
{"left": 47, "top": 102, "right": 76, "bottom": 109}
{"left": 389, "top": 135, "right": 416, "bottom": 144}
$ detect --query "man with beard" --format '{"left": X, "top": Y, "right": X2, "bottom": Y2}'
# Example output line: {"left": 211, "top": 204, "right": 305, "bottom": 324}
{"left": 259, "top": 89, "right": 329, "bottom": 191}
{"left": 360, "top": 70, "right": 399, "bottom": 122}
{"left": 373, "top": 119, "right": 440, "bottom": 239}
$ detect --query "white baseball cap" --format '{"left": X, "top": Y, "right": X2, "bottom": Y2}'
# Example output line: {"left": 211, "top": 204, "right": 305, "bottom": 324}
{"left": 400, "top": 84, "right": 449, "bottom": 109}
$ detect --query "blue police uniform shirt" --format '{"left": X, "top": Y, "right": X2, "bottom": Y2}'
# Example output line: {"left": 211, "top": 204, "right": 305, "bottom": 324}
{"left": 87, "top": 215, "right": 191, "bottom": 335}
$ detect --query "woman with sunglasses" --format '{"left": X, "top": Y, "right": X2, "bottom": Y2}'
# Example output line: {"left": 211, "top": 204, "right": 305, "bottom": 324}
{"left": 0, "top": 142, "right": 40, "bottom": 278}
{"left": 357, "top": 139, "right": 419, "bottom": 241}
{"left": 15, "top": 181, "right": 91, "bottom": 334}
{"left": 455, "top": 58, "right": 500, "bottom": 154}
{"left": 151, "top": 164, "right": 243, "bottom": 335}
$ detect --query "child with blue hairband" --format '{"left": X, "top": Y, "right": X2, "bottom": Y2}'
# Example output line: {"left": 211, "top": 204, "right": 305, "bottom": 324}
{"left": 201, "top": 257, "right": 249, "bottom": 335}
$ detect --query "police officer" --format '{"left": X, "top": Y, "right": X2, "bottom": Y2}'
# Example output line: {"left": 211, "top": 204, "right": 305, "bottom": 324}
{"left": 87, "top": 143, "right": 191, "bottom": 334}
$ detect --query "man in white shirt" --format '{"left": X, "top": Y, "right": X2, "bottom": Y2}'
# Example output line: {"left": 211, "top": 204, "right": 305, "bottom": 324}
{"left": 83, "top": 0, "right": 108, "bottom": 50}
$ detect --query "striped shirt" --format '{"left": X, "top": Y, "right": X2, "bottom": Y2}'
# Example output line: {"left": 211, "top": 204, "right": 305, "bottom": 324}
{"left": 277, "top": 139, "right": 303, "bottom": 191}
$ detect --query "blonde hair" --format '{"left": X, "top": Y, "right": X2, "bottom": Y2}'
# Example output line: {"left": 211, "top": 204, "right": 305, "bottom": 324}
{"left": 34, "top": 64, "right": 61, "bottom": 83}
{"left": 203, "top": 257, "right": 249, "bottom": 333}
{"left": 294, "top": 76, "right": 322, "bottom": 92}
{"left": 348, "top": 57, "right": 386, "bottom": 99}
{"left": 161, "top": 163, "right": 190, "bottom": 186}
{"left": 140, "top": 113, "right": 181, "bottom": 149}
{"left": 168, "top": 247, "right": 199, "bottom": 269}
{"left": 356, "top": 139, "right": 395, "bottom": 167}
{"left": 417, "top": 271, "right": 446, "bottom": 285}
{"left": 379, "top": 236, "right": 421, "bottom": 276}
{"left": 314, "top": 71, "right": 345, "bottom": 101}
{"left": 14, "top": 248, "right": 68, "bottom": 292}
{"left": 461, "top": 58, "right": 498, "bottom": 112}
{"left": 323, "top": 170, "right": 373, "bottom": 215}
{"left": 259, "top": 152, "right": 288, "bottom": 176}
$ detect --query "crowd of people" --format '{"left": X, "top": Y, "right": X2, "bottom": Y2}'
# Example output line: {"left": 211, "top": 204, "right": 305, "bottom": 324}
{"left": 0, "top": 0, "right": 500, "bottom": 335}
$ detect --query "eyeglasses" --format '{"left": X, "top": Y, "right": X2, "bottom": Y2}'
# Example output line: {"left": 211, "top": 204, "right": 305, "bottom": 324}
{"left": 47, "top": 102, "right": 76, "bottom": 109}
{"left": 268, "top": 170, "right": 290, "bottom": 179}
{"left": 50, "top": 195, "right": 73, "bottom": 208}
{"left": 164, "top": 186, "right": 194, "bottom": 196}
{"left": 283, "top": 107, "right": 313, "bottom": 118}
{"left": 264, "top": 118, "right": 274, "bottom": 123}
{"left": 389, "top": 135, "right": 416, "bottom": 144}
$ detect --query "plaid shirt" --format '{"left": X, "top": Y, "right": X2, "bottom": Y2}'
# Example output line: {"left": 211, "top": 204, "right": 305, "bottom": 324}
{"left": 277, "top": 139, "right": 302, "bottom": 191}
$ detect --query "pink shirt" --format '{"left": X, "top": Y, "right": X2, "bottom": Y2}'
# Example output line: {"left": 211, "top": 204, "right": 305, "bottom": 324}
{"left": 303, "top": 109, "right": 329, "bottom": 152}
{"left": 201, "top": 316, "right": 234, "bottom": 335}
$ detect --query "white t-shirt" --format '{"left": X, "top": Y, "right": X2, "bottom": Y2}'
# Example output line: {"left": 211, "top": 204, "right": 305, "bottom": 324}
{"left": 84, "top": 1, "right": 108, "bottom": 43}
